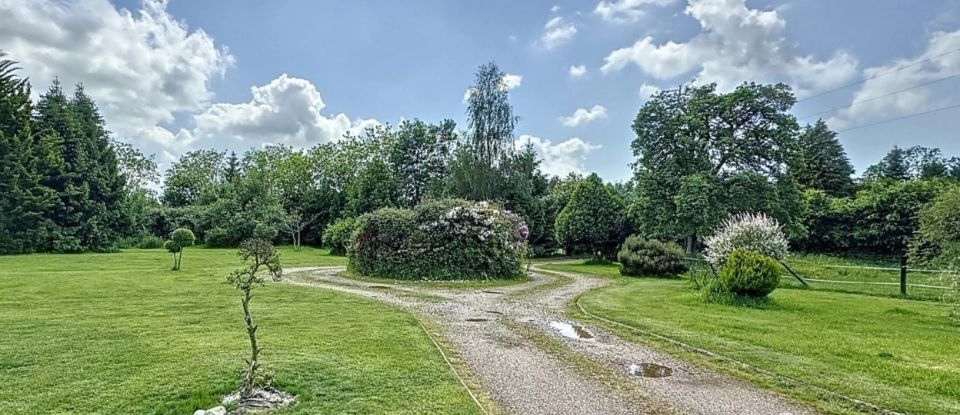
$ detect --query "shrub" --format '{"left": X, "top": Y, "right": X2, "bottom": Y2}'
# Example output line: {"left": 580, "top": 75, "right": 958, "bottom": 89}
{"left": 322, "top": 217, "right": 357, "bottom": 255}
{"left": 617, "top": 236, "right": 687, "bottom": 277}
{"left": 204, "top": 227, "right": 233, "bottom": 248}
{"left": 167, "top": 228, "right": 195, "bottom": 270}
{"left": 717, "top": 249, "right": 780, "bottom": 297}
{"left": 349, "top": 199, "right": 526, "bottom": 280}
{"left": 704, "top": 212, "right": 788, "bottom": 265}
{"left": 136, "top": 235, "right": 165, "bottom": 249}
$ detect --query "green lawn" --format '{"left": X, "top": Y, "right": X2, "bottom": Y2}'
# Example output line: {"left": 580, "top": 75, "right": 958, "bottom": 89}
{"left": 0, "top": 248, "right": 482, "bottom": 415}
{"left": 549, "top": 262, "right": 960, "bottom": 415}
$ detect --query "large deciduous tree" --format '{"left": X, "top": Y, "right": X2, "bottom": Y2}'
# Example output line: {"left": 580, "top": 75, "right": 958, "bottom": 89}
{"left": 555, "top": 173, "right": 627, "bottom": 261}
{"left": 630, "top": 82, "right": 802, "bottom": 250}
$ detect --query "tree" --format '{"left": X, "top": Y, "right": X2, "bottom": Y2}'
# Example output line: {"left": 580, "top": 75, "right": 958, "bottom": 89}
{"left": 162, "top": 149, "right": 226, "bottom": 207}
{"left": 865, "top": 146, "right": 909, "bottom": 181}
{"left": 226, "top": 239, "right": 283, "bottom": 400}
{"left": 793, "top": 120, "right": 854, "bottom": 196}
{"left": 555, "top": 174, "right": 627, "bottom": 260}
{"left": 630, "top": 82, "right": 801, "bottom": 246}
{"left": 465, "top": 62, "right": 517, "bottom": 168}
{"left": 388, "top": 119, "right": 457, "bottom": 207}
{"left": 166, "top": 228, "right": 195, "bottom": 270}
{"left": 911, "top": 184, "right": 960, "bottom": 265}
{"left": 346, "top": 159, "right": 398, "bottom": 216}
{"left": 0, "top": 51, "right": 59, "bottom": 254}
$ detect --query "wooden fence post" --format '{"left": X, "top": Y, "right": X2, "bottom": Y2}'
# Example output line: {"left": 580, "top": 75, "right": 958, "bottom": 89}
{"left": 899, "top": 256, "right": 908, "bottom": 296}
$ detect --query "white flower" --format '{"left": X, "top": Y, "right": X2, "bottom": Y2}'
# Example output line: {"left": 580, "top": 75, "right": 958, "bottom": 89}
{"left": 704, "top": 212, "right": 789, "bottom": 265}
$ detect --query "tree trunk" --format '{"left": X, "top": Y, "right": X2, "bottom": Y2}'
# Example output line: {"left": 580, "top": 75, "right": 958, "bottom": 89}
{"left": 685, "top": 235, "right": 694, "bottom": 254}
{"left": 241, "top": 288, "right": 261, "bottom": 398}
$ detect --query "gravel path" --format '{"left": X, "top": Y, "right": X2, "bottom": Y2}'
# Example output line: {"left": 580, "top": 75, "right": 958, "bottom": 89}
{"left": 284, "top": 264, "right": 815, "bottom": 415}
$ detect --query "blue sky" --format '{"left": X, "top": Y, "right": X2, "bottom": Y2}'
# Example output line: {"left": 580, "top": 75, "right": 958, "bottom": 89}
{"left": 3, "top": 0, "right": 959, "bottom": 181}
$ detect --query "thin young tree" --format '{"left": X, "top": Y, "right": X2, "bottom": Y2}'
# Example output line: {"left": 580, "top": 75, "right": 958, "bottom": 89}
{"left": 226, "top": 238, "right": 283, "bottom": 399}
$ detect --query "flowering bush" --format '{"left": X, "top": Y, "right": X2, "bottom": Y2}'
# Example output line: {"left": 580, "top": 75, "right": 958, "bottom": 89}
{"left": 349, "top": 199, "right": 527, "bottom": 280}
{"left": 704, "top": 212, "right": 789, "bottom": 265}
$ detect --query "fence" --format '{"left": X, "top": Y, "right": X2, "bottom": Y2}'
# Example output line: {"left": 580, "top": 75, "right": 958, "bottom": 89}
{"left": 682, "top": 256, "right": 955, "bottom": 301}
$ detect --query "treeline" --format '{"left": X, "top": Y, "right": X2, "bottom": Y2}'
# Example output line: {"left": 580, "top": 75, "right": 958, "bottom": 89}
{"left": 3, "top": 49, "right": 959, "bottom": 265}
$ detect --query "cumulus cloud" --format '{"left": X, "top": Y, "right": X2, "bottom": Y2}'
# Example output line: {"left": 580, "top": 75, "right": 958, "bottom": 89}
{"left": 594, "top": 0, "right": 676, "bottom": 23}
{"left": 828, "top": 29, "right": 960, "bottom": 128}
{"left": 569, "top": 65, "right": 587, "bottom": 78}
{"left": 189, "top": 74, "right": 379, "bottom": 147}
{"left": 561, "top": 105, "right": 608, "bottom": 127}
{"left": 463, "top": 73, "right": 522, "bottom": 102}
{"left": 517, "top": 135, "right": 601, "bottom": 177}
{"left": 600, "top": 0, "right": 859, "bottom": 93}
{"left": 539, "top": 16, "right": 577, "bottom": 50}
{"left": 638, "top": 83, "right": 661, "bottom": 98}
{"left": 0, "top": 0, "right": 233, "bottom": 140}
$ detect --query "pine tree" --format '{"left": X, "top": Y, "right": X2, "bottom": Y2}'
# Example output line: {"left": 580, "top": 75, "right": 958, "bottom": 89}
{"left": 793, "top": 120, "right": 855, "bottom": 196}
{"left": 880, "top": 146, "right": 910, "bottom": 181}
{"left": 0, "top": 52, "right": 58, "bottom": 254}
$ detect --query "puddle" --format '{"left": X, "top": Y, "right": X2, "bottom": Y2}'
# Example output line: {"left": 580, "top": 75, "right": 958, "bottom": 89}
{"left": 484, "top": 310, "right": 504, "bottom": 315}
{"left": 483, "top": 290, "right": 505, "bottom": 295}
{"left": 367, "top": 285, "right": 391, "bottom": 289}
{"left": 466, "top": 318, "right": 489, "bottom": 322}
{"left": 627, "top": 363, "right": 673, "bottom": 378}
{"left": 549, "top": 321, "right": 594, "bottom": 340}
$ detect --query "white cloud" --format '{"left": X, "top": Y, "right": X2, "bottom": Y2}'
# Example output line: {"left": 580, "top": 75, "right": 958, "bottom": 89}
{"left": 569, "top": 65, "right": 587, "bottom": 78}
{"left": 600, "top": 0, "right": 859, "bottom": 93}
{"left": 539, "top": 16, "right": 577, "bottom": 50}
{"left": 594, "top": 0, "right": 676, "bottom": 23}
{"left": 463, "top": 73, "right": 522, "bottom": 102}
{"left": 561, "top": 105, "right": 608, "bottom": 127}
{"left": 517, "top": 135, "right": 601, "bottom": 176}
{"left": 189, "top": 73, "right": 378, "bottom": 147}
{"left": 828, "top": 29, "right": 960, "bottom": 128}
{"left": 0, "top": 0, "right": 233, "bottom": 141}
{"left": 638, "top": 83, "right": 661, "bottom": 98}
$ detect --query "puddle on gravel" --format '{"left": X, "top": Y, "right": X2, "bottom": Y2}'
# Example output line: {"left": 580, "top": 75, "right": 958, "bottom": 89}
{"left": 627, "top": 363, "right": 673, "bottom": 378}
{"left": 549, "top": 321, "right": 594, "bottom": 340}
{"left": 367, "top": 285, "right": 392, "bottom": 289}
{"left": 484, "top": 310, "right": 504, "bottom": 315}
{"left": 466, "top": 318, "right": 489, "bottom": 322}
{"left": 482, "top": 290, "right": 505, "bottom": 295}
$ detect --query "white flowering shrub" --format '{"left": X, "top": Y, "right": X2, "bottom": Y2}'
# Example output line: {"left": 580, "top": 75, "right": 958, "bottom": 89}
{"left": 349, "top": 199, "right": 527, "bottom": 280}
{"left": 703, "top": 212, "right": 789, "bottom": 265}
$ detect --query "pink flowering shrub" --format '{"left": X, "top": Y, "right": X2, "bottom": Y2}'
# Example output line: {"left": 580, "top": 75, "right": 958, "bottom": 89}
{"left": 349, "top": 199, "right": 527, "bottom": 280}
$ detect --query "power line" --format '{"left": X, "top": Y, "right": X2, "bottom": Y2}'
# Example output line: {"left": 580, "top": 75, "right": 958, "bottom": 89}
{"left": 797, "top": 72, "right": 960, "bottom": 120}
{"left": 835, "top": 102, "right": 960, "bottom": 133}
{"left": 796, "top": 47, "right": 960, "bottom": 103}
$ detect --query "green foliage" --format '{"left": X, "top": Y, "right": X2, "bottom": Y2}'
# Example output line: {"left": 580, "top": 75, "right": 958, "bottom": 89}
{"left": 465, "top": 61, "right": 516, "bottom": 167}
{"left": 617, "top": 236, "right": 687, "bottom": 277}
{"left": 716, "top": 249, "right": 781, "bottom": 297}
{"left": 792, "top": 120, "right": 855, "bottom": 196}
{"left": 322, "top": 217, "right": 357, "bottom": 256}
{"left": 204, "top": 227, "right": 233, "bottom": 248}
{"left": 911, "top": 184, "right": 960, "bottom": 265}
{"left": 349, "top": 199, "right": 526, "bottom": 280}
{"left": 167, "top": 228, "right": 195, "bottom": 270}
{"left": 556, "top": 174, "right": 626, "bottom": 260}
{"left": 135, "top": 235, "right": 164, "bottom": 249}
{"left": 389, "top": 119, "right": 457, "bottom": 207}
{"left": 347, "top": 158, "right": 398, "bottom": 215}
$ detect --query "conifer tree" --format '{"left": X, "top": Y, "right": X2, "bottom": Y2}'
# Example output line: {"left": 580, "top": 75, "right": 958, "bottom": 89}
{"left": 793, "top": 120, "right": 855, "bottom": 196}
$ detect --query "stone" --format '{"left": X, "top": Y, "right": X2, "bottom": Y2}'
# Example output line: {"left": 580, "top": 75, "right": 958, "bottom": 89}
{"left": 206, "top": 406, "right": 227, "bottom": 415}
{"left": 193, "top": 411, "right": 206, "bottom": 415}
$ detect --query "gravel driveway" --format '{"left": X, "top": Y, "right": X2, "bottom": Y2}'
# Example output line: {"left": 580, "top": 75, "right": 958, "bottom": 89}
{"left": 284, "top": 264, "right": 815, "bottom": 415}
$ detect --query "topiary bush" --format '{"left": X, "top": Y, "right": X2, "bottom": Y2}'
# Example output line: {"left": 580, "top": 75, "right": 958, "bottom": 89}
{"left": 204, "top": 227, "right": 233, "bottom": 248}
{"left": 322, "top": 217, "right": 357, "bottom": 255}
{"left": 704, "top": 212, "right": 789, "bottom": 266}
{"left": 617, "top": 236, "right": 688, "bottom": 277}
{"left": 348, "top": 199, "right": 526, "bottom": 280}
{"left": 716, "top": 249, "right": 781, "bottom": 297}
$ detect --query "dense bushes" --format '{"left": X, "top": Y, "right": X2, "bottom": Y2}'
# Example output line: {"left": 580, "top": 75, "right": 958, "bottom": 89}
{"left": 716, "top": 249, "right": 781, "bottom": 297}
{"left": 556, "top": 174, "right": 627, "bottom": 260}
{"left": 204, "top": 227, "right": 232, "bottom": 248}
{"left": 617, "top": 236, "right": 687, "bottom": 277}
{"left": 349, "top": 199, "right": 526, "bottom": 280}
{"left": 322, "top": 217, "right": 357, "bottom": 255}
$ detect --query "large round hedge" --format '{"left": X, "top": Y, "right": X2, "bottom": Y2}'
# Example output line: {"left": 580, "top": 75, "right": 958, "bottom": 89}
{"left": 322, "top": 217, "right": 357, "bottom": 255}
{"left": 717, "top": 249, "right": 780, "bottom": 297}
{"left": 617, "top": 236, "right": 687, "bottom": 277}
{"left": 348, "top": 199, "right": 526, "bottom": 280}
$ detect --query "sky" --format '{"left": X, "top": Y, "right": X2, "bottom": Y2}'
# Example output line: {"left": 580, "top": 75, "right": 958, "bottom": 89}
{"left": 1, "top": 0, "right": 959, "bottom": 182}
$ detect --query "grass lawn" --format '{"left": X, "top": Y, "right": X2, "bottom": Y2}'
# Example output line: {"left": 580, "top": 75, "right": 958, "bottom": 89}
{"left": 0, "top": 247, "right": 483, "bottom": 415}
{"left": 548, "top": 262, "right": 960, "bottom": 415}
